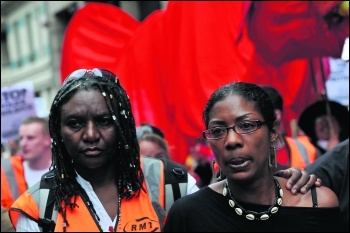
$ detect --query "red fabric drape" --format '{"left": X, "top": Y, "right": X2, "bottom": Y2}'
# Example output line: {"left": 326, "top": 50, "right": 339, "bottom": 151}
{"left": 247, "top": 1, "right": 348, "bottom": 66}
{"left": 60, "top": 2, "right": 140, "bottom": 81}
{"left": 60, "top": 2, "right": 343, "bottom": 165}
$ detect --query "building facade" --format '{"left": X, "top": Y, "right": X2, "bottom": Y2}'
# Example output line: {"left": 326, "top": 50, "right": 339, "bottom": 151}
{"left": 1, "top": 1, "right": 166, "bottom": 116}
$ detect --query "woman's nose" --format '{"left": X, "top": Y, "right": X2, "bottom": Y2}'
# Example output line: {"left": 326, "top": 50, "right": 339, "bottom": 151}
{"left": 83, "top": 121, "right": 100, "bottom": 142}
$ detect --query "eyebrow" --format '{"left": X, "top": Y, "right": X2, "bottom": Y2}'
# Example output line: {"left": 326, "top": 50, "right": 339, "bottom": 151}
{"left": 209, "top": 113, "right": 254, "bottom": 125}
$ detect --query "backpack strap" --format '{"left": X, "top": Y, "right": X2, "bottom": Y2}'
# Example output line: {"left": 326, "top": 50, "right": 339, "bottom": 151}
{"left": 159, "top": 158, "right": 188, "bottom": 213}
{"left": 37, "top": 170, "right": 56, "bottom": 232}
{"left": 142, "top": 156, "right": 188, "bottom": 227}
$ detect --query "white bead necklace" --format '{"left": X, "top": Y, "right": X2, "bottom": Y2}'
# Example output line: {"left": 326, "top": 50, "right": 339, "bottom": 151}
{"left": 223, "top": 177, "right": 283, "bottom": 221}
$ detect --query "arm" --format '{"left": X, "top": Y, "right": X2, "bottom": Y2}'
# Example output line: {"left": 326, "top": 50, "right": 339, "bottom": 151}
{"left": 274, "top": 168, "right": 322, "bottom": 195}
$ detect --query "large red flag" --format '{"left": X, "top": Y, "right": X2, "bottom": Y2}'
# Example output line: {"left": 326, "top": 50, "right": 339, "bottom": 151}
{"left": 60, "top": 2, "right": 337, "bottom": 164}
{"left": 60, "top": 2, "right": 140, "bottom": 81}
{"left": 246, "top": 1, "right": 348, "bottom": 66}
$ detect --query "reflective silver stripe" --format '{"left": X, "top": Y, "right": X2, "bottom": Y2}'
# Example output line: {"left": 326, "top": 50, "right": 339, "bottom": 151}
{"left": 39, "top": 189, "right": 50, "bottom": 219}
{"left": 292, "top": 138, "right": 310, "bottom": 166}
{"left": 142, "top": 156, "right": 162, "bottom": 205}
{"left": 165, "top": 184, "right": 174, "bottom": 213}
{"left": 1, "top": 158, "right": 20, "bottom": 199}
{"left": 164, "top": 183, "right": 187, "bottom": 213}
{"left": 142, "top": 156, "right": 166, "bottom": 227}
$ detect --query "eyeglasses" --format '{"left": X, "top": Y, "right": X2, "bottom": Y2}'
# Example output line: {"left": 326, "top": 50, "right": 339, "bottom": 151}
{"left": 63, "top": 68, "right": 118, "bottom": 85}
{"left": 203, "top": 120, "right": 265, "bottom": 140}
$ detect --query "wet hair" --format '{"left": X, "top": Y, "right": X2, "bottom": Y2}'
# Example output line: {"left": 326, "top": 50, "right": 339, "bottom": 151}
{"left": 48, "top": 69, "right": 143, "bottom": 228}
{"left": 138, "top": 133, "right": 170, "bottom": 159}
{"left": 202, "top": 82, "right": 277, "bottom": 133}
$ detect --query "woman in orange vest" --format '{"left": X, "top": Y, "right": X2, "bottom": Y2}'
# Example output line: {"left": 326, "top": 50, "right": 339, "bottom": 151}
{"left": 10, "top": 69, "right": 321, "bottom": 232}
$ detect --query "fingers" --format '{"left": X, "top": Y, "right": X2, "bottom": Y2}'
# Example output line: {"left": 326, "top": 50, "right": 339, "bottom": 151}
{"left": 298, "top": 172, "right": 319, "bottom": 194}
{"left": 284, "top": 167, "right": 302, "bottom": 193}
{"left": 315, "top": 178, "right": 322, "bottom": 187}
{"left": 276, "top": 168, "right": 323, "bottom": 195}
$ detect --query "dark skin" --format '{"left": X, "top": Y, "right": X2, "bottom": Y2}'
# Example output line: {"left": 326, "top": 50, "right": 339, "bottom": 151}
{"left": 60, "top": 89, "right": 119, "bottom": 220}
{"left": 208, "top": 95, "right": 336, "bottom": 206}
{"left": 59, "top": 90, "right": 321, "bottom": 222}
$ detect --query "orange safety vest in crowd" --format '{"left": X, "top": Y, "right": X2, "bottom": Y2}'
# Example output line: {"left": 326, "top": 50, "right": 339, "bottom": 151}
{"left": 1, "top": 155, "right": 27, "bottom": 210}
{"left": 284, "top": 136, "right": 317, "bottom": 170}
{"left": 9, "top": 156, "right": 187, "bottom": 232}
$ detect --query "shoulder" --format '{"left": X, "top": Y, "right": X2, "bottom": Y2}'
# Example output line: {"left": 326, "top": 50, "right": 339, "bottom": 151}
{"left": 314, "top": 186, "right": 339, "bottom": 207}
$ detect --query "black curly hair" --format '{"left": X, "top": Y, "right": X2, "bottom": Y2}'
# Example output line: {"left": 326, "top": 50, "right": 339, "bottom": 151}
{"left": 48, "top": 69, "right": 144, "bottom": 230}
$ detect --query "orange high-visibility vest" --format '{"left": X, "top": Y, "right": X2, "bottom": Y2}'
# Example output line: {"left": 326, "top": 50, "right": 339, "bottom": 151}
{"left": 1, "top": 155, "right": 27, "bottom": 210}
{"left": 9, "top": 156, "right": 181, "bottom": 232}
{"left": 285, "top": 136, "right": 317, "bottom": 170}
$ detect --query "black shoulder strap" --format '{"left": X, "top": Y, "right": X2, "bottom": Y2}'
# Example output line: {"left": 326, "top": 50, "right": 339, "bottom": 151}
{"left": 159, "top": 158, "right": 188, "bottom": 212}
{"left": 37, "top": 170, "right": 56, "bottom": 232}
{"left": 311, "top": 186, "right": 318, "bottom": 208}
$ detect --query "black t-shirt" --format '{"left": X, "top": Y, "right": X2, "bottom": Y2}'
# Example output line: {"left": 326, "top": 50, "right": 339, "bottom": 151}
{"left": 163, "top": 186, "right": 341, "bottom": 232}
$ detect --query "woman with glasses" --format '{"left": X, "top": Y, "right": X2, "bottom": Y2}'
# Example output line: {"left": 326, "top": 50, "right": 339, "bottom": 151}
{"left": 8, "top": 70, "right": 325, "bottom": 232}
{"left": 163, "top": 82, "right": 340, "bottom": 232}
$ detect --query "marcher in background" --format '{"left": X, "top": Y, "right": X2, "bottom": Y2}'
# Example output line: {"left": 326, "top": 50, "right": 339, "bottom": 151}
{"left": 8, "top": 139, "right": 20, "bottom": 156}
{"left": 136, "top": 122, "right": 165, "bottom": 139}
{"left": 260, "top": 85, "right": 317, "bottom": 171}
{"left": 138, "top": 131, "right": 171, "bottom": 160}
{"left": 1, "top": 116, "right": 51, "bottom": 210}
{"left": 137, "top": 131, "right": 200, "bottom": 210}
{"left": 9, "top": 69, "right": 324, "bottom": 232}
{"left": 306, "top": 138, "right": 349, "bottom": 232}
{"left": 186, "top": 138, "right": 213, "bottom": 188}
{"left": 163, "top": 82, "right": 340, "bottom": 232}
{"left": 1, "top": 139, "right": 20, "bottom": 159}
{"left": 298, "top": 99, "right": 349, "bottom": 155}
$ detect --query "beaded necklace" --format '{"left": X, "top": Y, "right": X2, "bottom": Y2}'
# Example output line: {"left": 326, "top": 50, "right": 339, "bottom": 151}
{"left": 223, "top": 177, "right": 283, "bottom": 221}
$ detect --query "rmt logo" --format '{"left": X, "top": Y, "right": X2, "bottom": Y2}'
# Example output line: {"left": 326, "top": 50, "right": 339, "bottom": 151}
{"left": 123, "top": 217, "right": 159, "bottom": 232}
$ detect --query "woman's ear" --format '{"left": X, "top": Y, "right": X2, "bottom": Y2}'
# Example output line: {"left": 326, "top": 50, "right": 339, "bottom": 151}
{"left": 270, "top": 122, "right": 280, "bottom": 143}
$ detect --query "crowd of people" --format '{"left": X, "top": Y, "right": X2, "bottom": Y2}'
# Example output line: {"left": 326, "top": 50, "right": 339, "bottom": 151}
{"left": 1, "top": 68, "right": 348, "bottom": 232}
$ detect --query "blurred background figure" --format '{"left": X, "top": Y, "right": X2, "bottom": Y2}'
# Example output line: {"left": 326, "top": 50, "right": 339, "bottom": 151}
{"left": 138, "top": 133, "right": 171, "bottom": 159}
{"left": 1, "top": 139, "right": 19, "bottom": 159}
{"left": 1, "top": 116, "right": 52, "bottom": 210}
{"left": 7, "top": 139, "right": 20, "bottom": 156}
{"left": 186, "top": 138, "right": 213, "bottom": 188}
{"left": 261, "top": 85, "right": 317, "bottom": 171}
{"left": 136, "top": 122, "right": 165, "bottom": 139}
{"left": 298, "top": 99, "right": 349, "bottom": 156}
{"left": 137, "top": 123, "right": 170, "bottom": 159}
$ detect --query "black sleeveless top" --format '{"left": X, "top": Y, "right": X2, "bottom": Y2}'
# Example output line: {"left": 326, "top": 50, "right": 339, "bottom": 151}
{"left": 163, "top": 186, "right": 341, "bottom": 232}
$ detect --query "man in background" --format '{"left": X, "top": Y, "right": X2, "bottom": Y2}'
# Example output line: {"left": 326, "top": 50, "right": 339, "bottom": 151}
{"left": 1, "top": 116, "right": 52, "bottom": 210}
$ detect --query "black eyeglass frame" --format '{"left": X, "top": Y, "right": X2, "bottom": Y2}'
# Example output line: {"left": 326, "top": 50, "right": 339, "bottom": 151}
{"left": 203, "top": 120, "right": 266, "bottom": 140}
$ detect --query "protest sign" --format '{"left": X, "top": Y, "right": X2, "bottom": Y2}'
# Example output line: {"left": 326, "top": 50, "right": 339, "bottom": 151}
{"left": 1, "top": 81, "right": 37, "bottom": 143}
